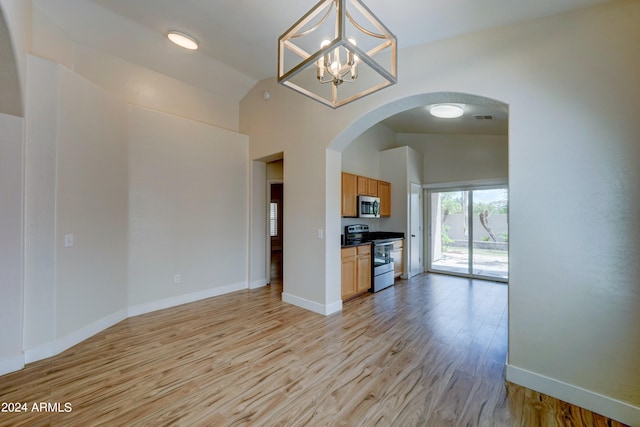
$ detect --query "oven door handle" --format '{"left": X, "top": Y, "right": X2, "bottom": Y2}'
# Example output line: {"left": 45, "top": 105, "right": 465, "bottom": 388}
{"left": 374, "top": 241, "right": 395, "bottom": 246}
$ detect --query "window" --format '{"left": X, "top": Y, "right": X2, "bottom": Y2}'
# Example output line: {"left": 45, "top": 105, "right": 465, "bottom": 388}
{"left": 270, "top": 202, "right": 278, "bottom": 237}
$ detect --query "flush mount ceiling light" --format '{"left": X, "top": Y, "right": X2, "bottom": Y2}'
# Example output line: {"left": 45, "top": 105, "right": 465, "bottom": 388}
{"left": 429, "top": 104, "right": 464, "bottom": 119}
{"left": 167, "top": 31, "right": 198, "bottom": 50}
{"left": 278, "top": 0, "right": 397, "bottom": 109}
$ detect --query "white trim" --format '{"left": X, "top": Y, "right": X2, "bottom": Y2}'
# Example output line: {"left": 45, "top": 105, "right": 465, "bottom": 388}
{"left": 128, "top": 281, "right": 247, "bottom": 317}
{"left": 324, "top": 299, "right": 343, "bottom": 316}
{"left": 0, "top": 354, "right": 25, "bottom": 376}
{"left": 506, "top": 364, "right": 640, "bottom": 426}
{"left": 250, "top": 278, "right": 268, "bottom": 289}
{"left": 16, "top": 282, "right": 250, "bottom": 372}
{"left": 24, "top": 341, "right": 56, "bottom": 364}
{"left": 55, "top": 309, "right": 128, "bottom": 355}
{"left": 423, "top": 178, "right": 508, "bottom": 190}
{"left": 282, "top": 292, "right": 342, "bottom": 316}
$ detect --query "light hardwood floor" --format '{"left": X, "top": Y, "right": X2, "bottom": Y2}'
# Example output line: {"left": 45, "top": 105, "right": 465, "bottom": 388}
{"left": 0, "top": 267, "right": 627, "bottom": 426}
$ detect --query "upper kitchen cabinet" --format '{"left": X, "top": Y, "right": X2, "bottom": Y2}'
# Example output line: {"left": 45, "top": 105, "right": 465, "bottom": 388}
{"left": 378, "top": 180, "right": 391, "bottom": 217}
{"left": 367, "top": 178, "right": 378, "bottom": 197}
{"left": 358, "top": 176, "right": 379, "bottom": 196}
{"left": 342, "top": 172, "right": 358, "bottom": 217}
{"left": 342, "top": 172, "right": 392, "bottom": 218}
{"left": 357, "top": 175, "right": 368, "bottom": 196}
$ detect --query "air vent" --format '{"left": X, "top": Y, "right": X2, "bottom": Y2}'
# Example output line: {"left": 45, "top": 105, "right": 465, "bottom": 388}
{"left": 474, "top": 115, "right": 494, "bottom": 120}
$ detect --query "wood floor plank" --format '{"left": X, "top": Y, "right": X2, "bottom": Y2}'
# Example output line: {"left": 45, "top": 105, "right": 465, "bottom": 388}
{"left": 0, "top": 271, "right": 629, "bottom": 426}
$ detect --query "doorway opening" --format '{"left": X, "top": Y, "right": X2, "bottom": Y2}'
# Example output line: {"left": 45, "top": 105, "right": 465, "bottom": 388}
{"left": 428, "top": 185, "right": 508, "bottom": 282}
{"left": 269, "top": 182, "right": 283, "bottom": 286}
{"left": 266, "top": 159, "right": 283, "bottom": 288}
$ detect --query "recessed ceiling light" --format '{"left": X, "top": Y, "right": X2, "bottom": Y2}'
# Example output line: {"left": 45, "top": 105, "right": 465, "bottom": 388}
{"left": 167, "top": 31, "right": 198, "bottom": 50}
{"left": 429, "top": 104, "right": 464, "bottom": 119}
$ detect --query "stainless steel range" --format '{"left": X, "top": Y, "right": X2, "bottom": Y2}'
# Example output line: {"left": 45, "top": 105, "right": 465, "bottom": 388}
{"left": 344, "top": 224, "right": 404, "bottom": 292}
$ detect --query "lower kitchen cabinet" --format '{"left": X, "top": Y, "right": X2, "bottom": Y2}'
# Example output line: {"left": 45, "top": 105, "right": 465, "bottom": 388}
{"left": 341, "top": 247, "right": 357, "bottom": 298}
{"left": 341, "top": 244, "right": 371, "bottom": 300}
{"left": 392, "top": 239, "right": 404, "bottom": 279}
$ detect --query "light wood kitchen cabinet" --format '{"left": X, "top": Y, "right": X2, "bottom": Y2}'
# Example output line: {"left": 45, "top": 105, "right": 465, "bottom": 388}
{"left": 356, "top": 244, "right": 371, "bottom": 294}
{"left": 378, "top": 180, "right": 391, "bottom": 217}
{"left": 342, "top": 244, "right": 371, "bottom": 300}
{"left": 367, "top": 178, "right": 378, "bottom": 196}
{"left": 341, "top": 247, "right": 357, "bottom": 298}
{"left": 342, "top": 172, "right": 392, "bottom": 218}
{"left": 341, "top": 172, "right": 357, "bottom": 217}
{"left": 392, "top": 239, "right": 404, "bottom": 279}
{"left": 357, "top": 175, "right": 368, "bottom": 196}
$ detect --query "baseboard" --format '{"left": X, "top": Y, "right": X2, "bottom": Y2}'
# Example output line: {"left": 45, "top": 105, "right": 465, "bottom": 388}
{"left": 506, "top": 364, "right": 640, "bottom": 426}
{"left": 325, "top": 299, "right": 343, "bottom": 316}
{"left": 282, "top": 292, "right": 342, "bottom": 316}
{"left": 21, "top": 311, "right": 127, "bottom": 368}
{"left": 24, "top": 341, "right": 56, "bottom": 364}
{"left": 15, "top": 283, "right": 250, "bottom": 373}
{"left": 249, "top": 278, "right": 268, "bottom": 289}
{"left": 128, "top": 281, "right": 248, "bottom": 317}
{"left": 55, "top": 309, "right": 128, "bottom": 355}
{"left": 0, "top": 354, "right": 25, "bottom": 376}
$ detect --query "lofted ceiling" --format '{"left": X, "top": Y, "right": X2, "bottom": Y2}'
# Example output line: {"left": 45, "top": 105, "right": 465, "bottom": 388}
{"left": 32, "top": 0, "right": 610, "bottom": 132}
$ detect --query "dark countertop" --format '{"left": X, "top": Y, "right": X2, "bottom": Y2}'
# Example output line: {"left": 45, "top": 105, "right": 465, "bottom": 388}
{"left": 368, "top": 231, "right": 404, "bottom": 241}
{"left": 341, "top": 231, "right": 404, "bottom": 248}
{"left": 341, "top": 241, "right": 372, "bottom": 249}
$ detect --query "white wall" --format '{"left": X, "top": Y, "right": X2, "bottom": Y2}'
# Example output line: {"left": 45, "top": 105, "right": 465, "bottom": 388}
{"left": 21, "top": 54, "right": 251, "bottom": 362}
{"left": 0, "top": 0, "right": 26, "bottom": 375}
{"left": 399, "top": 133, "right": 508, "bottom": 184}
{"left": 0, "top": 5, "right": 22, "bottom": 116}
{"left": 250, "top": 161, "right": 267, "bottom": 289}
{"left": 23, "top": 56, "right": 58, "bottom": 359}
{"left": 55, "top": 66, "right": 129, "bottom": 338}
{"left": 241, "top": 2, "right": 640, "bottom": 423}
{"left": 379, "top": 146, "right": 423, "bottom": 274}
{"left": 341, "top": 123, "right": 397, "bottom": 177}
{"left": 341, "top": 123, "right": 398, "bottom": 232}
{"left": 23, "top": 57, "right": 129, "bottom": 357}
{"left": 0, "top": 112, "right": 24, "bottom": 372}
{"left": 31, "top": 6, "right": 240, "bottom": 132}
{"left": 127, "top": 106, "right": 249, "bottom": 313}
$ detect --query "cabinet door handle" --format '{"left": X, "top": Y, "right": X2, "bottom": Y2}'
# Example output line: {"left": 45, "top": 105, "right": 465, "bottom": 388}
{"left": 411, "top": 234, "right": 416, "bottom": 237}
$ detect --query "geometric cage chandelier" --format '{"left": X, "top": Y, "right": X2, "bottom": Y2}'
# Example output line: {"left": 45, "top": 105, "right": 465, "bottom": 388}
{"left": 278, "top": 0, "right": 397, "bottom": 108}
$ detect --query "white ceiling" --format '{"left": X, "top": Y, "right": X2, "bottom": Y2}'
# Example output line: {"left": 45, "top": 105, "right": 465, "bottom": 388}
{"left": 33, "top": 0, "right": 610, "bottom": 132}
{"left": 381, "top": 93, "right": 509, "bottom": 135}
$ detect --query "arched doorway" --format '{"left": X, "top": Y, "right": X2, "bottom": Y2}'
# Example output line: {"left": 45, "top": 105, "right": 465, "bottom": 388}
{"left": 329, "top": 92, "right": 509, "bottom": 291}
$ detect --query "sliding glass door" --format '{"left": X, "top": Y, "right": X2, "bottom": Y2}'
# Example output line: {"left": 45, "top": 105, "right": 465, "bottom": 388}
{"left": 429, "top": 187, "right": 508, "bottom": 281}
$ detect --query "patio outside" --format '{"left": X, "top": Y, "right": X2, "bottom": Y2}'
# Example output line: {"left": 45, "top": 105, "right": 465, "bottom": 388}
{"left": 430, "top": 189, "right": 508, "bottom": 281}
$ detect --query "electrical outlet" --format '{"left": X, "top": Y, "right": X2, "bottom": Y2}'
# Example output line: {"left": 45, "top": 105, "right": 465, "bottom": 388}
{"left": 64, "top": 234, "right": 74, "bottom": 247}
{"left": 173, "top": 274, "right": 181, "bottom": 284}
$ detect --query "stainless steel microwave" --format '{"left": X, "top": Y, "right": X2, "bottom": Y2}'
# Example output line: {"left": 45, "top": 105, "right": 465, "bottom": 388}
{"left": 358, "top": 196, "right": 380, "bottom": 218}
